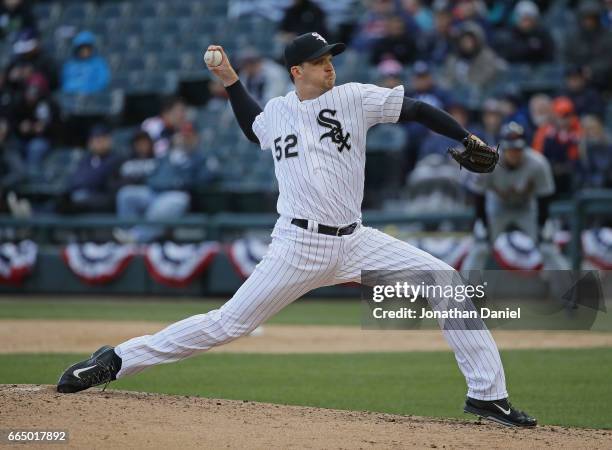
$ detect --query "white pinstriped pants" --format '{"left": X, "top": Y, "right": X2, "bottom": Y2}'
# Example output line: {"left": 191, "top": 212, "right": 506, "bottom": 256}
{"left": 115, "top": 217, "right": 508, "bottom": 401}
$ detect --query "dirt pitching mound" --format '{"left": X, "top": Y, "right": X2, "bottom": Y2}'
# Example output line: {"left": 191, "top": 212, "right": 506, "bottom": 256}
{"left": 1, "top": 385, "right": 611, "bottom": 449}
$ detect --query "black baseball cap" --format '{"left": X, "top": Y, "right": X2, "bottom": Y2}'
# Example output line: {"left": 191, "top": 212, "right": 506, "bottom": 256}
{"left": 499, "top": 121, "right": 526, "bottom": 150}
{"left": 284, "top": 32, "right": 346, "bottom": 71}
{"left": 89, "top": 123, "right": 111, "bottom": 139}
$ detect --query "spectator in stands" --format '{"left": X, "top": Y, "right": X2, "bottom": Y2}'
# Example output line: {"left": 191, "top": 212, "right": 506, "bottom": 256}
{"left": 451, "top": 0, "right": 489, "bottom": 32}
{"left": 577, "top": 115, "right": 612, "bottom": 188}
{"left": 532, "top": 97, "right": 581, "bottom": 198}
{"left": 604, "top": 0, "right": 612, "bottom": 28}
{"left": 495, "top": 1, "right": 554, "bottom": 64}
{"left": 0, "top": 65, "right": 16, "bottom": 123}
{"left": 480, "top": 98, "right": 504, "bottom": 143}
{"left": 527, "top": 94, "right": 553, "bottom": 137}
{"left": 485, "top": 0, "right": 519, "bottom": 29}
{"left": 0, "top": 0, "right": 36, "bottom": 41}
{"left": 498, "top": 90, "right": 530, "bottom": 131}
{"left": 350, "top": 0, "right": 396, "bottom": 51}
{"left": 278, "top": 0, "right": 329, "bottom": 43}
{"left": 238, "top": 48, "right": 290, "bottom": 105}
{"left": 400, "top": 0, "right": 434, "bottom": 32}
{"left": 61, "top": 124, "right": 121, "bottom": 213}
{"left": 61, "top": 30, "right": 110, "bottom": 95}
{"left": 370, "top": 15, "right": 418, "bottom": 65}
{"left": 442, "top": 21, "right": 506, "bottom": 91}
{"left": 142, "top": 96, "right": 188, "bottom": 157}
{"left": 561, "top": 66, "right": 606, "bottom": 119}
{"left": 114, "top": 123, "right": 217, "bottom": 243}
{"left": 419, "top": 100, "right": 472, "bottom": 160}
{"left": 402, "top": 60, "right": 451, "bottom": 176}
{"left": 112, "top": 131, "right": 157, "bottom": 192}
{"left": 405, "top": 61, "right": 450, "bottom": 109}
{"left": 6, "top": 29, "right": 58, "bottom": 91}
{"left": 565, "top": 0, "right": 612, "bottom": 91}
{"left": 12, "top": 72, "right": 58, "bottom": 173}
{"left": 0, "top": 116, "right": 25, "bottom": 213}
{"left": 420, "top": 4, "right": 454, "bottom": 64}
{"left": 376, "top": 57, "right": 403, "bottom": 88}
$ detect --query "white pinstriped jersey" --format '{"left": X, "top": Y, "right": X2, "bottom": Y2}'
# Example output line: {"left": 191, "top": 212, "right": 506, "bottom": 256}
{"left": 252, "top": 83, "right": 405, "bottom": 226}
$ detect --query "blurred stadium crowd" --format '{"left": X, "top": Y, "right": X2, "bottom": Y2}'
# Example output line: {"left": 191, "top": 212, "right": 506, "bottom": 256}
{"left": 0, "top": 0, "right": 611, "bottom": 241}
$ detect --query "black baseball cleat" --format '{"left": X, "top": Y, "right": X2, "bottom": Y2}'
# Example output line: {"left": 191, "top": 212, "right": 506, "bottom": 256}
{"left": 464, "top": 397, "right": 537, "bottom": 427}
{"left": 57, "top": 345, "right": 122, "bottom": 393}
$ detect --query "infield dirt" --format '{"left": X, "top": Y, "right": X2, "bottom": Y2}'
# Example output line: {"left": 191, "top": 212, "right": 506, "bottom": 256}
{"left": 2, "top": 385, "right": 611, "bottom": 449}
{"left": 2, "top": 320, "right": 612, "bottom": 354}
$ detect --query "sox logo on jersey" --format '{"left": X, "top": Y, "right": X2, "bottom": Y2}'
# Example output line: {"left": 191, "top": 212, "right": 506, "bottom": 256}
{"left": 317, "top": 109, "right": 351, "bottom": 152}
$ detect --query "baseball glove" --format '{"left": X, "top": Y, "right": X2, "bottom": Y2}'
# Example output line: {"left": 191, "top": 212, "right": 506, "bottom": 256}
{"left": 448, "top": 135, "right": 499, "bottom": 173}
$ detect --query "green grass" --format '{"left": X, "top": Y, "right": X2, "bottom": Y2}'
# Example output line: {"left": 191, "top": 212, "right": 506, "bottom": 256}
{"left": 2, "top": 348, "right": 611, "bottom": 429}
{"left": 0, "top": 299, "right": 361, "bottom": 326}
{"left": 3, "top": 298, "right": 610, "bottom": 330}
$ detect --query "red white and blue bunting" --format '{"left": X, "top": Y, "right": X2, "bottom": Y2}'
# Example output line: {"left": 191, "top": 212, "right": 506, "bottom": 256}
{"left": 145, "top": 241, "right": 220, "bottom": 287}
{"left": 407, "top": 236, "right": 472, "bottom": 270}
{"left": 62, "top": 242, "right": 136, "bottom": 285}
{"left": 227, "top": 237, "right": 270, "bottom": 279}
{"left": 582, "top": 227, "right": 612, "bottom": 270}
{"left": 492, "top": 231, "right": 543, "bottom": 272}
{"left": 0, "top": 240, "right": 37, "bottom": 284}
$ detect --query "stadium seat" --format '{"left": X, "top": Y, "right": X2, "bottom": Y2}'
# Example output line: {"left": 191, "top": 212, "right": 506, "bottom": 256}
{"left": 60, "top": 2, "right": 97, "bottom": 24}
{"left": 57, "top": 92, "right": 124, "bottom": 118}
{"left": 132, "top": 3, "right": 157, "bottom": 19}
{"left": 120, "top": 54, "right": 147, "bottom": 72}
{"left": 154, "top": 20, "right": 182, "bottom": 37}
{"left": 111, "top": 126, "right": 139, "bottom": 156}
{"left": 367, "top": 124, "right": 407, "bottom": 153}
{"left": 109, "top": 73, "right": 130, "bottom": 92}
{"left": 141, "top": 34, "right": 177, "bottom": 53}
{"left": 125, "top": 71, "right": 178, "bottom": 95}
{"left": 154, "top": 52, "right": 180, "bottom": 72}
{"left": 606, "top": 103, "right": 612, "bottom": 131}
{"left": 170, "top": 4, "right": 194, "bottom": 19}
{"left": 40, "top": 147, "right": 84, "bottom": 188}
{"left": 87, "top": 20, "right": 111, "bottom": 41}
{"left": 99, "top": 2, "right": 132, "bottom": 21}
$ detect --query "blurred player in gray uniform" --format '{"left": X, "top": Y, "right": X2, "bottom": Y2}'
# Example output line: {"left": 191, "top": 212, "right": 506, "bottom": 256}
{"left": 463, "top": 122, "right": 568, "bottom": 271}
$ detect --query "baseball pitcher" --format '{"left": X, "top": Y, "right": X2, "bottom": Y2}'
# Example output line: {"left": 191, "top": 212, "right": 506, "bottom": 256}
{"left": 57, "top": 33, "right": 535, "bottom": 427}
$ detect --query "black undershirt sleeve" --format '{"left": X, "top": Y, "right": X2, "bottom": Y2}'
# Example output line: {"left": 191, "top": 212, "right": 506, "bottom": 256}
{"left": 474, "top": 193, "right": 488, "bottom": 228}
{"left": 399, "top": 96, "right": 470, "bottom": 142}
{"left": 224, "top": 79, "right": 263, "bottom": 144}
{"left": 537, "top": 195, "right": 551, "bottom": 227}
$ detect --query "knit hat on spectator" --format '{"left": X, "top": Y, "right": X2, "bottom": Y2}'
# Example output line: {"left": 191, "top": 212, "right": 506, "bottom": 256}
{"left": 552, "top": 97, "right": 575, "bottom": 117}
{"left": 13, "top": 29, "right": 39, "bottom": 55}
{"left": 515, "top": 1, "right": 539, "bottom": 19}
{"left": 89, "top": 124, "right": 111, "bottom": 138}
{"left": 413, "top": 61, "right": 431, "bottom": 76}
{"left": 238, "top": 47, "right": 262, "bottom": 66}
{"left": 377, "top": 58, "right": 403, "bottom": 77}
{"left": 482, "top": 98, "right": 503, "bottom": 114}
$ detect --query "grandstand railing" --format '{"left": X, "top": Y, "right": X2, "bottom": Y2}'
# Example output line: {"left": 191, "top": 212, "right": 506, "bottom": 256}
{"left": 1, "top": 190, "right": 611, "bottom": 268}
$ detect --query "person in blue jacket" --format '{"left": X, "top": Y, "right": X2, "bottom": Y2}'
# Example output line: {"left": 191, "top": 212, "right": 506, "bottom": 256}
{"left": 61, "top": 30, "right": 110, "bottom": 94}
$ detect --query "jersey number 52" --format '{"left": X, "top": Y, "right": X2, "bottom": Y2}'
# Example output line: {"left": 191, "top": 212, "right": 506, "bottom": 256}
{"left": 274, "top": 134, "right": 298, "bottom": 161}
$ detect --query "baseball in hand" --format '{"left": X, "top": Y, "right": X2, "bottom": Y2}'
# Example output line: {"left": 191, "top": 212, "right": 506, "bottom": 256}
{"left": 204, "top": 49, "right": 222, "bottom": 67}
